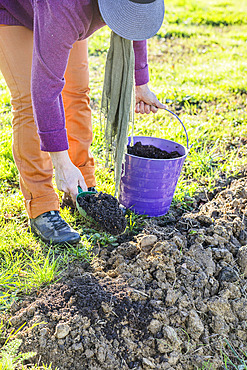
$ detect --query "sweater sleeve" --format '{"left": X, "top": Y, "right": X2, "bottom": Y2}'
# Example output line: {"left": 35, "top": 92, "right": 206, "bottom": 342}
{"left": 133, "top": 40, "right": 149, "bottom": 86}
{"left": 31, "top": 0, "right": 83, "bottom": 152}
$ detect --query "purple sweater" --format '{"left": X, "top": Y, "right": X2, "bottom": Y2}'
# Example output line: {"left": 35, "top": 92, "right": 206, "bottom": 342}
{"left": 0, "top": 0, "right": 149, "bottom": 152}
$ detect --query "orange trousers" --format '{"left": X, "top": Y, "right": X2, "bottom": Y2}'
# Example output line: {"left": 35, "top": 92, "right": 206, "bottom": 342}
{"left": 0, "top": 26, "right": 96, "bottom": 218}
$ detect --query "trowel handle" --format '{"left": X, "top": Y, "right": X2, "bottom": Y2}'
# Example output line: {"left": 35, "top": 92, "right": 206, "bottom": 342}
{"left": 164, "top": 108, "right": 191, "bottom": 149}
{"left": 77, "top": 185, "right": 83, "bottom": 194}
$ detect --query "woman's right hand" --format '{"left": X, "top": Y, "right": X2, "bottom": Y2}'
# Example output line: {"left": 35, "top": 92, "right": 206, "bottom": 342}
{"left": 50, "top": 150, "right": 87, "bottom": 202}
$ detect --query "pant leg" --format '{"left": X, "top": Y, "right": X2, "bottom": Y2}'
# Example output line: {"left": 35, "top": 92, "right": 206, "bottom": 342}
{"left": 0, "top": 25, "right": 59, "bottom": 219}
{"left": 63, "top": 39, "right": 96, "bottom": 188}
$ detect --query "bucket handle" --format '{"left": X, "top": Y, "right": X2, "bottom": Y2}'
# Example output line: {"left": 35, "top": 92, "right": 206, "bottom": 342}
{"left": 164, "top": 108, "right": 192, "bottom": 150}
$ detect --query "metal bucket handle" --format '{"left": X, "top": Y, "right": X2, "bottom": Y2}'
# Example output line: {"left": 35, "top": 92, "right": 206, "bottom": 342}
{"left": 164, "top": 108, "right": 192, "bottom": 150}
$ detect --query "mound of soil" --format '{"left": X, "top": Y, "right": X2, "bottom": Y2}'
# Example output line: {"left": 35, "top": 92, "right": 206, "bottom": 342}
{"left": 127, "top": 141, "right": 182, "bottom": 159}
{"left": 6, "top": 177, "right": 247, "bottom": 369}
{"left": 77, "top": 192, "right": 127, "bottom": 235}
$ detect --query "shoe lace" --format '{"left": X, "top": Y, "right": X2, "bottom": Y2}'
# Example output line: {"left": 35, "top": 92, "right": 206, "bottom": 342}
{"left": 44, "top": 211, "right": 69, "bottom": 231}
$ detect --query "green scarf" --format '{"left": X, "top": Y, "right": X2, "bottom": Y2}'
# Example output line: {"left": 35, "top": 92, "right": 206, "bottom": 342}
{"left": 101, "top": 31, "right": 135, "bottom": 196}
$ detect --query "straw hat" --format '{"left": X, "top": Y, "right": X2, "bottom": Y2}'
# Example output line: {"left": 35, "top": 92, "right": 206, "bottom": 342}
{"left": 98, "top": 0, "right": 165, "bottom": 41}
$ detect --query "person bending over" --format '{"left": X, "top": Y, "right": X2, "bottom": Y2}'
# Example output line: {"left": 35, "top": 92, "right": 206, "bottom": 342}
{"left": 0, "top": 0, "right": 165, "bottom": 244}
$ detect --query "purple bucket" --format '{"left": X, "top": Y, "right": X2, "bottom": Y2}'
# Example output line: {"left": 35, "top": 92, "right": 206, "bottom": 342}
{"left": 119, "top": 109, "right": 190, "bottom": 217}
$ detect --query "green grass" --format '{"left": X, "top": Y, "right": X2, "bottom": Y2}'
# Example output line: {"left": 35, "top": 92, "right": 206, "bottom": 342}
{"left": 219, "top": 338, "right": 247, "bottom": 369}
{"left": 0, "top": 0, "right": 247, "bottom": 367}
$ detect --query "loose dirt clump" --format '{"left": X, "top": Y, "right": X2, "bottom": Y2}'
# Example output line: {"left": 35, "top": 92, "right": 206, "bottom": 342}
{"left": 7, "top": 177, "right": 247, "bottom": 369}
{"left": 127, "top": 141, "right": 182, "bottom": 159}
{"left": 77, "top": 192, "right": 127, "bottom": 235}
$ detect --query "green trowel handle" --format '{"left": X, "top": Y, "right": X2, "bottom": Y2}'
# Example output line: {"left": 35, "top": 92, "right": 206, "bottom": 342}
{"left": 78, "top": 185, "right": 83, "bottom": 194}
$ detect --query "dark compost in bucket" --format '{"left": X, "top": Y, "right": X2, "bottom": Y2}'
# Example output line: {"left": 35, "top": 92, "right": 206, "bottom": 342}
{"left": 127, "top": 141, "right": 182, "bottom": 159}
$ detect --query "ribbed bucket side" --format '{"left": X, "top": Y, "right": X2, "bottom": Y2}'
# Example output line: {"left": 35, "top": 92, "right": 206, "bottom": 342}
{"left": 119, "top": 136, "right": 187, "bottom": 217}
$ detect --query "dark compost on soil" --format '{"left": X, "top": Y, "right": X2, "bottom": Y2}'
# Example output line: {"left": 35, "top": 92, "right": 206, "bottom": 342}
{"left": 127, "top": 141, "right": 182, "bottom": 159}
{"left": 77, "top": 192, "right": 127, "bottom": 235}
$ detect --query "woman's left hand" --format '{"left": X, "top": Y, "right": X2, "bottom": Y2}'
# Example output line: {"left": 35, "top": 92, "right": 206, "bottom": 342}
{"left": 135, "top": 83, "right": 166, "bottom": 114}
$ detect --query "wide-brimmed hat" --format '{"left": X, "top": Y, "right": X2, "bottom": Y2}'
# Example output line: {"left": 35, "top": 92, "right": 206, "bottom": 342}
{"left": 98, "top": 0, "right": 165, "bottom": 41}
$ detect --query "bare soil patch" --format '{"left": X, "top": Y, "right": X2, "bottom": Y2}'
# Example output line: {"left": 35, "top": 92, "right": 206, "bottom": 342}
{"left": 5, "top": 177, "right": 247, "bottom": 369}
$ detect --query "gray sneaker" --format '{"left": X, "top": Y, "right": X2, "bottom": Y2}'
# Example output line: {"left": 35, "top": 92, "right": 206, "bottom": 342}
{"left": 30, "top": 211, "right": 81, "bottom": 245}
